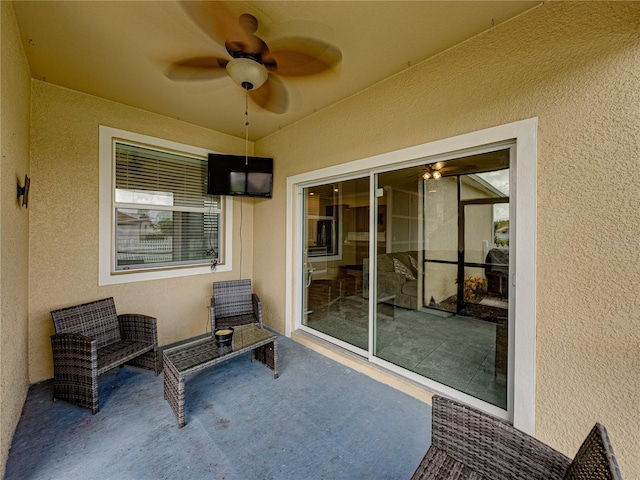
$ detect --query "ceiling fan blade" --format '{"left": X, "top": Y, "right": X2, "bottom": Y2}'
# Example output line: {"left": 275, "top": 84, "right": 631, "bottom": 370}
{"left": 165, "top": 57, "right": 229, "bottom": 81}
{"left": 267, "top": 37, "right": 341, "bottom": 77}
{"left": 179, "top": 1, "right": 234, "bottom": 47}
{"left": 249, "top": 75, "right": 288, "bottom": 114}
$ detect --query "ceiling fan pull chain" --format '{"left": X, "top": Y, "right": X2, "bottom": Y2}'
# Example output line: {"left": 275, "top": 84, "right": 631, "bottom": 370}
{"left": 245, "top": 87, "right": 249, "bottom": 165}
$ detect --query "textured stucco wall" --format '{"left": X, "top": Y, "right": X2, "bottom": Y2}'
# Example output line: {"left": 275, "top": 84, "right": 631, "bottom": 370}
{"left": 255, "top": 2, "right": 639, "bottom": 475}
{"left": 28, "top": 81, "right": 255, "bottom": 383}
{"left": 0, "top": 2, "right": 31, "bottom": 474}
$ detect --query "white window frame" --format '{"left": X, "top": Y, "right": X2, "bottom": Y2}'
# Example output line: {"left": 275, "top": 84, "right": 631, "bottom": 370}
{"left": 99, "top": 126, "right": 233, "bottom": 285}
{"left": 286, "top": 118, "right": 537, "bottom": 434}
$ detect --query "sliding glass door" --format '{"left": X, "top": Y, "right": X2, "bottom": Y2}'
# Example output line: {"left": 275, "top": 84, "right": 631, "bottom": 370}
{"left": 298, "top": 147, "right": 512, "bottom": 411}
{"left": 301, "top": 177, "right": 372, "bottom": 353}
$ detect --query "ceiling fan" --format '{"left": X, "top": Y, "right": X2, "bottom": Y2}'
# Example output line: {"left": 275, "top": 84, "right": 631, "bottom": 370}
{"left": 166, "top": 1, "right": 342, "bottom": 114}
{"left": 420, "top": 151, "right": 510, "bottom": 180}
{"left": 421, "top": 161, "right": 472, "bottom": 180}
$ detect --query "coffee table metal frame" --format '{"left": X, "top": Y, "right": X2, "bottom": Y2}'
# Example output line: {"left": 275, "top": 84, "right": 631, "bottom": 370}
{"left": 163, "top": 324, "right": 278, "bottom": 427}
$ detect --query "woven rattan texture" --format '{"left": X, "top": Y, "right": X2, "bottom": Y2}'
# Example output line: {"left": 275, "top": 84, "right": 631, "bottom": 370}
{"left": 127, "top": 350, "right": 159, "bottom": 373}
{"left": 119, "top": 313, "right": 159, "bottom": 374}
{"left": 210, "top": 280, "right": 263, "bottom": 331}
{"left": 215, "top": 313, "right": 255, "bottom": 329}
{"left": 412, "top": 396, "right": 623, "bottom": 480}
{"left": 51, "top": 297, "right": 121, "bottom": 349}
{"left": 97, "top": 340, "right": 153, "bottom": 375}
{"left": 213, "top": 280, "right": 253, "bottom": 317}
{"left": 253, "top": 341, "right": 276, "bottom": 371}
{"left": 50, "top": 298, "right": 158, "bottom": 413}
{"left": 564, "top": 424, "right": 622, "bottom": 480}
{"left": 412, "top": 396, "right": 571, "bottom": 480}
{"left": 411, "top": 448, "right": 483, "bottom": 480}
{"left": 163, "top": 324, "right": 277, "bottom": 427}
{"left": 50, "top": 333, "right": 99, "bottom": 412}
{"left": 163, "top": 358, "right": 183, "bottom": 426}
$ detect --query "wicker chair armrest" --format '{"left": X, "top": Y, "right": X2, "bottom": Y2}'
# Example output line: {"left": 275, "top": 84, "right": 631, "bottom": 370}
{"left": 252, "top": 293, "right": 263, "bottom": 327}
{"left": 431, "top": 396, "right": 571, "bottom": 480}
{"left": 117, "top": 314, "right": 158, "bottom": 346}
{"left": 51, "top": 332, "right": 97, "bottom": 362}
{"left": 565, "top": 423, "right": 623, "bottom": 480}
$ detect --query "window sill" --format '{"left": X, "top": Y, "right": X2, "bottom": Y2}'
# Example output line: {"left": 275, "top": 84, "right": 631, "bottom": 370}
{"left": 99, "top": 262, "right": 232, "bottom": 286}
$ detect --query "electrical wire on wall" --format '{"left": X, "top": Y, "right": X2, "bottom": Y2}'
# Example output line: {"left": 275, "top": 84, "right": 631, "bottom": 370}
{"left": 239, "top": 196, "right": 243, "bottom": 280}
{"left": 244, "top": 88, "right": 250, "bottom": 166}
{"left": 237, "top": 86, "right": 249, "bottom": 279}
{"left": 206, "top": 197, "right": 215, "bottom": 334}
{"left": 207, "top": 199, "right": 219, "bottom": 271}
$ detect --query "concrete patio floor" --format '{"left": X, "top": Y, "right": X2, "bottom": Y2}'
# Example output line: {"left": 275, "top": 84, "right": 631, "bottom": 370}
{"left": 4, "top": 331, "right": 431, "bottom": 479}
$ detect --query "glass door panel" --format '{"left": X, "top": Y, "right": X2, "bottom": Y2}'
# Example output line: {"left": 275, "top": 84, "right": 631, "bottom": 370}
{"left": 372, "top": 158, "right": 509, "bottom": 410}
{"left": 457, "top": 172, "right": 509, "bottom": 409}
{"left": 373, "top": 168, "right": 424, "bottom": 367}
{"left": 302, "top": 178, "right": 370, "bottom": 351}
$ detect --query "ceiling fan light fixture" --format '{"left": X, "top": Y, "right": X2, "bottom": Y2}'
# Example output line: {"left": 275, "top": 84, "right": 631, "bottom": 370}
{"left": 226, "top": 57, "right": 268, "bottom": 90}
{"left": 432, "top": 171, "right": 442, "bottom": 180}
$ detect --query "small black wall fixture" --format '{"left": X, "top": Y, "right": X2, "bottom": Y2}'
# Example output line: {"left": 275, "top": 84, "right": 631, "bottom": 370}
{"left": 17, "top": 174, "right": 30, "bottom": 208}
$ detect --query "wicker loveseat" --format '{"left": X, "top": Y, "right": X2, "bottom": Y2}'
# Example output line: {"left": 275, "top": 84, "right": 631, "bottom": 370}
{"left": 363, "top": 251, "right": 419, "bottom": 310}
{"left": 412, "top": 395, "right": 622, "bottom": 480}
{"left": 50, "top": 297, "right": 159, "bottom": 414}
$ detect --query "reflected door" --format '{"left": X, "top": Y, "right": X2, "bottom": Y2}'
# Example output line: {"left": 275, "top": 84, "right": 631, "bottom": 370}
{"left": 301, "top": 178, "right": 371, "bottom": 352}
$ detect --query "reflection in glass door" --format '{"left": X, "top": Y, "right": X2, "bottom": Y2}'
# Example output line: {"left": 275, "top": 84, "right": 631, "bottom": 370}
{"left": 301, "top": 177, "right": 371, "bottom": 352}
{"left": 374, "top": 151, "right": 510, "bottom": 409}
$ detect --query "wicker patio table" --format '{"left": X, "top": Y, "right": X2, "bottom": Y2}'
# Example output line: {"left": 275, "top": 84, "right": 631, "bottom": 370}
{"left": 163, "top": 324, "right": 278, "bottom": 427}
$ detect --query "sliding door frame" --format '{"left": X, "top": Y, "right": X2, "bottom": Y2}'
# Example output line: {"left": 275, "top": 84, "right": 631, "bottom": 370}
{"left": 285, "top": 118, "right": 537, "bottom": 434}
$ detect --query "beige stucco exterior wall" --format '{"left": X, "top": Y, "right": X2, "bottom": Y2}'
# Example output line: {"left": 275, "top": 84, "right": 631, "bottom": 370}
{"left": 0, "top": 2, "right": 31, "bottom": 474}
{"left": 255, "top": 2, "right": 639, "bottom": 476}
{"left": 28, "top": 81, "right": 256, "bottom": 383}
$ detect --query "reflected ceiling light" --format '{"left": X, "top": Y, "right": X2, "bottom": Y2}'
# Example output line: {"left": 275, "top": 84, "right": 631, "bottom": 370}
{"left": 422, "top": 163, "right": 445, "bottom": 182}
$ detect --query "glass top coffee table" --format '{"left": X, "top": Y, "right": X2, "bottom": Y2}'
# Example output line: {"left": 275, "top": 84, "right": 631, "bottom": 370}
{"left": 163, "top": 324, "right": 278, "bottom": 427}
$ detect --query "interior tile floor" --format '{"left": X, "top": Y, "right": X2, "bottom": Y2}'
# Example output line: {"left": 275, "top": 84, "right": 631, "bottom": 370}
{"left": 306, "top": 295, "right": 507, "bottom": 409}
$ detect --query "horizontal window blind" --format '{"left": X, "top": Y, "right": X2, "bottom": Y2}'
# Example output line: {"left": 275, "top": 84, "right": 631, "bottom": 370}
{"left": 115, "top": 142, "right": 211, "bottom": 209}
{"left": 113, "top": 142, "right": 221, "bottom": 271}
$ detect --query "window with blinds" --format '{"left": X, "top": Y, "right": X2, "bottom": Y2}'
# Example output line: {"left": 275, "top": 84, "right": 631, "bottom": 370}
{"left": 113, "top": 142, "right": 222, "bottom": 271}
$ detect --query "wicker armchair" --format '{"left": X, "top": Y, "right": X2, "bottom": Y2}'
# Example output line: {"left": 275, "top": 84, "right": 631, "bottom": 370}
{"left": 210, "top": 279, "right": 263, "bottom": 331}
{"left": 50, "top": 297, "right": 159, "bottom": 414}
{"left": 412, "top": 395, "right": 622, "bottom": 480}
